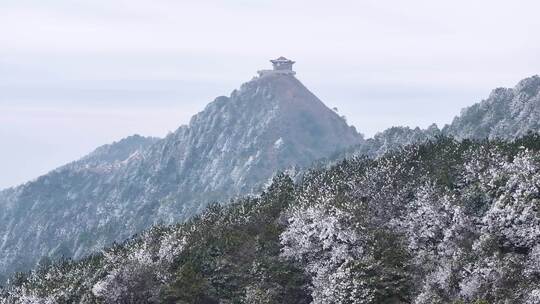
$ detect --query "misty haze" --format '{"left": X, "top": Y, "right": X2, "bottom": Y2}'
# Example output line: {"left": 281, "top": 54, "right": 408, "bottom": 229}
{"left": 1, "top": 1, "right": 540, "bottom": 303}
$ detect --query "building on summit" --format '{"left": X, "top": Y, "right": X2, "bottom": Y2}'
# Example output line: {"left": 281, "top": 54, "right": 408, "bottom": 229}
{"left": 258, "top": 57, "right": 296, "bottom": 77}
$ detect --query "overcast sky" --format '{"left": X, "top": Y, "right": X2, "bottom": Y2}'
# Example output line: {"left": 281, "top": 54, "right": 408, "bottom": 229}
{"left": 1, "top": 0, "right": 540, "bottom": 189}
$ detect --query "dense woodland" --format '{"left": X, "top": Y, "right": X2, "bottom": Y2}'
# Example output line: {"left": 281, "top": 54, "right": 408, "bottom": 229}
{"left": 2, "top": 134, "right": 540, "bottom": 303}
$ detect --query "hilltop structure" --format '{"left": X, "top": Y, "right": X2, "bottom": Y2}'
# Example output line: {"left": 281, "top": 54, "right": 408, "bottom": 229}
{"left": 257, "top": 56, "right": 296, "bottom": 77}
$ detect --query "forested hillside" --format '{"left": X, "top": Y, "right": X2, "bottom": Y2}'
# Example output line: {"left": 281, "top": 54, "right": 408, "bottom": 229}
{"left": 444, "top": 75, "right": 540, "bottom": 140}
{"left": 3, "top": 134, "right": 540, "bottom": 304}
{"left": 344, "top": 75, "right": 540, "bottom": 159}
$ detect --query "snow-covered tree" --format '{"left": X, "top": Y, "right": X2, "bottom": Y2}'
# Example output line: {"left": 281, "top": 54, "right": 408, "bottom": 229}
{"left": 281, "top": 203, "right": 365, "bottom": 303}
{"left": 481, "top": 151, "right": 540, "bottom": 251}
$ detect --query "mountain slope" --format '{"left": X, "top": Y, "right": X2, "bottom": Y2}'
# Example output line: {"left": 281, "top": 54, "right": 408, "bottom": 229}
{"left": 339, "top": 124, "right": 441, "bottom": 159}
{"left": 444, "top": 75, "right": 540, "bottom": 139}
{"left": 0, "top": 135, "right": 159, "bottom": 280}
{"left": 340, "top": 75, "right": 540, "bottom": 160}
{"left": 4, "top": 134, "right": 540, "bottom": 303}
{"left": 0, "top": 73, "right": 362, "bottom": 280}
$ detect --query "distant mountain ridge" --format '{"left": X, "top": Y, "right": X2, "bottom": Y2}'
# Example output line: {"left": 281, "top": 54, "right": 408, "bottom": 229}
{"left": 0, "top": 71, "right": 362, "bottom": 280}
{"left": 444, "top": 75, "right": 540, "bottom": 140}
{"left": 345, "top": 75, "right": 540, "bottom": 158}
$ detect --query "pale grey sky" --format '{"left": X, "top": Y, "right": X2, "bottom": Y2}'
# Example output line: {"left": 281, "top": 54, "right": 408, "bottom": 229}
{"left": 1, "top": 0, "right": 540, "bottom": 189}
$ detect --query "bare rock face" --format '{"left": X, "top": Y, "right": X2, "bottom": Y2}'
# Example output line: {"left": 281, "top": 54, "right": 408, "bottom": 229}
{"left": 0, "top": 73, "right": 362, "bottom": 280}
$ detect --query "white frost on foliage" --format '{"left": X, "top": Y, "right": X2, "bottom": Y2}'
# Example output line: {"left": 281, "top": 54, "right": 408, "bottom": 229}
{"left": 524, "top": 244, "right": 540, "bottom": 278}
{"left": 525, "top": 289, "right": 540, "bottom": 304}
{"left": 481, "top": 151, "right": 540, "bottom": 249}
{"left": 158, "top": 232, "right": 187, "bottom": 264}
{"left": 280, "top": 204, "right": 364, "bottom": 304}
{"left": 457, "top": 254, "right": 515, "bottom": 301}
{"left": 398, "top": 185, "right": 454, "bottom": 253}
{"left": 0, "top": 288, "right": 55, "bottom": 304}
{"left": 281, "top": 205, "right": 360, "bottom": 266}
{"left": 92, "top": 227, "right": 187, "bottom": 303}
{"left": 314, "top": 261, "right": 376, "bottom": 304}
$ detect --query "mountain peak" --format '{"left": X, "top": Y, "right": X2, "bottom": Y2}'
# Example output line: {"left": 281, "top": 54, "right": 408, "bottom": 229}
{"left": 169, "top": 70, "right": 362, "bottom": 190}
{"left": 0, "top": 61, "right": 362, "bottom": 279}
